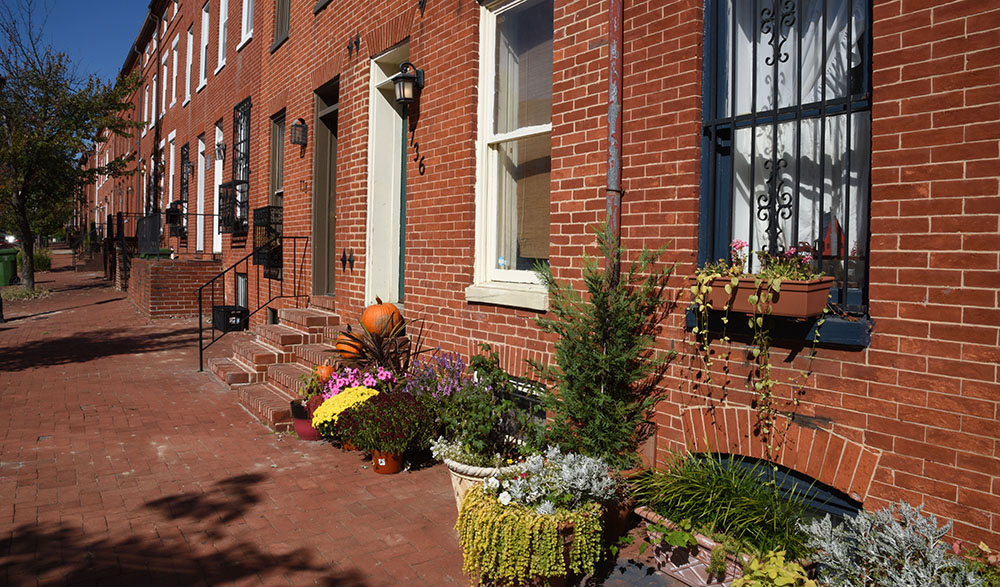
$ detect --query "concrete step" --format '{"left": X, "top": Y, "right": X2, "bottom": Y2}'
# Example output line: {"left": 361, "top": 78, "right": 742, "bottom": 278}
{"left": 254, "top": 324, "right": 305, "bottom": 351}
{"left": 231, "top": 338, "right": 283, "bottom": 376}
{"left": 267, "top": 361, "right": 312, "bottom": 398}
{"left": 296, "top": 343, "right": 339, "bottom": 369}
{"left": 236, "top": 383, "right": 294, "bottom": 432}
{"left": 208, "top": 357, "right": 253, "bottom": 388}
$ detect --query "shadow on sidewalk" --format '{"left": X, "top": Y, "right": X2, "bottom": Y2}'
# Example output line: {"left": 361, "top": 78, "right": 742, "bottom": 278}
{"left": 0, "top": 473, "right": 370, "bottom": 586}
{"left": 0, "top": 326, "right": 199, "bottom": 372}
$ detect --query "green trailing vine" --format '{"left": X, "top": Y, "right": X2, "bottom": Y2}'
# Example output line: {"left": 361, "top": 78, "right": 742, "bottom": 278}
{"left": 456, "top": 485, "right": 604, "bottom": 585}
{"left": 691, "top": 241, "right": 828, "bottom": 455}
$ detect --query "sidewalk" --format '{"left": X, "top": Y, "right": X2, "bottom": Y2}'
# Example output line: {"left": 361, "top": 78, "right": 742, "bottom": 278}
{"left": 0, "top": 249, "right": 673, "bottom": 586}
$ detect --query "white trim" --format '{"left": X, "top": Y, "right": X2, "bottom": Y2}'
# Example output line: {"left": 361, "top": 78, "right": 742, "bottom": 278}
{"left": 199, "top": 1, "right": 210, "bottom": 86}
{"left": 236, "top": 35, "right": 252, "bottom": 52}
{"left": 196, "top": 81, "right": 207, "bottom": 93}
{"left": 214, "top": 62, "right": 225, "bottom": 75}
{"left": 184, "top": 26, "right": 193, "bottom": 104}
{"left": 196, "top": 136, "right": 205, "bottom": 252}
{"left": 217, "top": 0, "right": 228, "bottom": 73}
{"left": 467, "top": 0, "right": 553, "bottom": 304}
{"left": 170, "top": 35, "right": 179, "bottom": 107}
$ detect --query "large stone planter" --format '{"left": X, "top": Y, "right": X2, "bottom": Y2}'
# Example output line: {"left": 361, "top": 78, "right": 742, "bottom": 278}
{"left": 442, "top": 458, "right": 523, "bottom": 512}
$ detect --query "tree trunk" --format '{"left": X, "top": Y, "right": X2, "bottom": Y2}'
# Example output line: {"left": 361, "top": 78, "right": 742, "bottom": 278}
{"left": 12, "top": 187, "right": 36, "bottom": 291}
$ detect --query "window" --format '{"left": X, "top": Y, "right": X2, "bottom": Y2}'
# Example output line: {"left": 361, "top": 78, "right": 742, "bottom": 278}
{"left": 151, "top": 75, "right": 158, "bottom": 123}
{"left": 179, "top": 142, "right": 190, "bottom": 241}
{"left": 272, "top": 0, "right": 289, "bottom": 52}
{"left": 467, "top": 0, "right": 553, "bottom": 311}
{"left": 170, "top": 36, "right": 179, "bottom": 106}
{"left": 239, "top": 0, "right": 254, "bottom": 49}
{"left": 232, "top": 97, "right": 251, "bottom": 235}
{"left": 199, "top": 2, "right": 210, "bottom": 88}
{"left": 161, "top": 54, "right": 168, "bottom": 115}
{"left": 217, "top": 0, "right": 228, "bottom": 73}
{"left": 270, "top": 111, "right": 284, "bottom": 207}
{"left": 184, "top": 26, "right": 193, "bottom": 103}
{"left": 142, "top": 85, "right": 149, "bottom": 134}
{"left": 701, "top": 0, "right": 872, "bottom": 313}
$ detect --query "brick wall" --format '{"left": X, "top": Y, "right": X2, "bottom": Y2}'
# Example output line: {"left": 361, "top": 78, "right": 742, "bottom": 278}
{"left": 101, "top": 0, "right": 1000, "bottom": 546}
{"left": 127, "top": 257, "right": 222, "bottom": 318}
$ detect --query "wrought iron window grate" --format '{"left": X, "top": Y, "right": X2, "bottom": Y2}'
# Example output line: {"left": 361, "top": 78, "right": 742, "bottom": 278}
{"left": 219, "top": 179, "right": 249, "bottom": 236}
{"left": 701, "top": 0, "right": 873, "bottom": 313}
{"left": 253, "top": 205, "right": 283, "bottom": 280}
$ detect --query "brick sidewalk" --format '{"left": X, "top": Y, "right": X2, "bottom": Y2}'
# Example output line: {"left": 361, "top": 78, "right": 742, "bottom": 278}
{"left": 0, "top": 250, "right": 465, "bottom": 586}
{"left": 0, "top": 249, "right": 675, "bottom": 586}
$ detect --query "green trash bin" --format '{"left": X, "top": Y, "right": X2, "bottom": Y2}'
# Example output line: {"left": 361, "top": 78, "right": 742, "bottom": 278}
{"left": 0, "top": 248, "right": 17, "bottom": 286}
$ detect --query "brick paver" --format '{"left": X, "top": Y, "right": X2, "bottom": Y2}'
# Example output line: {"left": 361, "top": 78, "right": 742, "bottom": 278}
{"left": 0, "top": 248, "right": 675, "bottom": 586}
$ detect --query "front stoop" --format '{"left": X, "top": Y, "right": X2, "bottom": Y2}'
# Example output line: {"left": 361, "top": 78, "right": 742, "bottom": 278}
{"left": 236, "top": 383, "right": 294, "bottom": 432}
{"left": 205, "top": 302, "right": 343, "bottom": 433}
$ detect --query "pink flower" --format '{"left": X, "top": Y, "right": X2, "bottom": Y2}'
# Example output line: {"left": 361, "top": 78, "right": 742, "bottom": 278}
{"left": 730, "top": 239, "right": 748, "bottom": 252}
{"left": 363, "top": 374, "right": 376, "bottom": 387}
{"left": 801, "top": 254, "right": 813, "bottom": 263}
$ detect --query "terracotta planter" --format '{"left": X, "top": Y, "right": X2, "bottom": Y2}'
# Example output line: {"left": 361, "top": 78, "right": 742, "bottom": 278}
{"left": 635, "top": 506, "right": 747, "bottom": 586}
{"left": 691, "top": 275, "right": 834, "bottom": 319}
{"left": 342, "top": 440, "right": 358, "bottom": 451}
{"left": 372, "top": 450, "right": 403, "bottom": 474}
{"left": 290, "top": 401, "right": 321, "bottom": 441}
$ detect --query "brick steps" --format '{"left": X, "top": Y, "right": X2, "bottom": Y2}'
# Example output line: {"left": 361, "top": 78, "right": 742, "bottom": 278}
{"left": 207, "top": 301, "right": 344, "bottom": 433}
{"left": 267, "top": 362, "right": 311, "bottom": 398}
{"left": 208, "top": 357, "right": 252, "bottom": 386}
{"left": 236, "top": 383, "right": 294, "bottom": 432}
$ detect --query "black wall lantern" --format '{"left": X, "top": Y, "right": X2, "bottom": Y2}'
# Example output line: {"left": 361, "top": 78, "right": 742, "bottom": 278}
{"left": 393, "top": 62, "right": 424, "bottom": 106}
{"left": 289, "top": 118, "right": 308, "bottom": 146}
{"left": 214, "top": 141, "right": 226, "bottom": 161}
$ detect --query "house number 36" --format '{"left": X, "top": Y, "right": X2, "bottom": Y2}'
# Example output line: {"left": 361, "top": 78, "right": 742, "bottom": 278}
{"left": 409, "top": 128, "right": 426, "bottom": 175}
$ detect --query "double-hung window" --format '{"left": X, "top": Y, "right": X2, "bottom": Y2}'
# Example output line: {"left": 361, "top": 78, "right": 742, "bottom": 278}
{"left": 199, "top": 2, "right": 210, "bottom": 88}
{"left": 467, "top": 0, "right": 553, "bottom": 311}
{"left": 217, "top": 0, "right": 228, "bottom": 73}
{"left": 184, "top": 26, "right": 193, "bottom": 104}
{"left": 239, "top": 0, "right": 254, "bottom": 49}
{"left": 701, "top": 0, "right": 872, "bottom": 314}
{"left": 272, "top": 0, "right": 290, "bottom": 52}
{"left": 270, "top": 111, "right": 285, "bottom": 207}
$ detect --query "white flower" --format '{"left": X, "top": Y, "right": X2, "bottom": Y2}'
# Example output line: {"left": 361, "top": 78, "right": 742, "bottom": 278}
{"left": 498, "top": 491, "right": 512, "bottom": 506}
{"left": 484, "top": 476, "right": 500, "bottom": 490}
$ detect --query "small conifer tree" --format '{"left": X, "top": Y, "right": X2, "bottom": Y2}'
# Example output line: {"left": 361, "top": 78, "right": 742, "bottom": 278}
{"left": 531, "top": 223, "right": 676, "bottom": 470}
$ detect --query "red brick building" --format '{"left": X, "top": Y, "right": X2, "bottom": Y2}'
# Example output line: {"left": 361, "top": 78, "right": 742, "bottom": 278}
{"left": 94, "top": 0, "right": 1000, "bottom": 545}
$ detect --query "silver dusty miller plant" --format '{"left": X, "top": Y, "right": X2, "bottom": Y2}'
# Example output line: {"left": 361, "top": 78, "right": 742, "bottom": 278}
{"left": 484, "top": 446, "right": 619, "bottom": 515}
{"left": 801, "top": 501, "right": 982, "bottom": 587}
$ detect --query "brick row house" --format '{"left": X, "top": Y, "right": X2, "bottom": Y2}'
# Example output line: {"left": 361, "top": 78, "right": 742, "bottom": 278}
{"left": 90, "top": 0, "right": 1000, "bottom": 545}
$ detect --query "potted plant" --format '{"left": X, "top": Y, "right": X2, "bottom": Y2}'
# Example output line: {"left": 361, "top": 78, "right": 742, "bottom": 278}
{"left": 691, "top": 240, "right": 833, "bottom": 320}
{"left": 630, "top": 451, "right": 814, "bottom": 586}
{"left": 336, "top": 391, "right": 435, "bottom": 474}
{"left": 690, "top": 241, "right": 831, "bottom": 452}
{"left": 423, "top": 345, "right": 539, "bottom": 510}
{"left": 291, "top": 363, "right": 335, "bottom": 441}
{"left": 531, "top": 222, "right": 676, "bottom": 472}
{"left": 456, "top": 447, "right": 621, "bottom": 585}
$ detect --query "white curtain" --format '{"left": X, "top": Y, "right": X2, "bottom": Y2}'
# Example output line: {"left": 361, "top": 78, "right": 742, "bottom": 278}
{"left": 725, "top": 0, "right": 868, "bottom": 273}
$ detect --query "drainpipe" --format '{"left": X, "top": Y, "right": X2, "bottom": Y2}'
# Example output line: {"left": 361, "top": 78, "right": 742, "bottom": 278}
{"left": 606, "top": 0, "right": 624, "bottom": 285}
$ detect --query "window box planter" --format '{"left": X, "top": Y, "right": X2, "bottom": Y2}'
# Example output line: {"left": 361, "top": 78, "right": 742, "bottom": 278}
{"left": 690, "top": 275, "right": 834, "bottom": 319}
{"left": 635, "top": 506, "right": 748, "bottom": 586}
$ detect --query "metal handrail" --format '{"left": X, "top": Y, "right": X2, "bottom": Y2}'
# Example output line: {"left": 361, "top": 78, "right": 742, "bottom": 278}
{"left": 197, "top": 234, "right": 310, "bottom": 371}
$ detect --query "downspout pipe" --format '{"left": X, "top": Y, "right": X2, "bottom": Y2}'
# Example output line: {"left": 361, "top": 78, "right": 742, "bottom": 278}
{"left": 606, "top": 0, "right": 624, "bottom": 285}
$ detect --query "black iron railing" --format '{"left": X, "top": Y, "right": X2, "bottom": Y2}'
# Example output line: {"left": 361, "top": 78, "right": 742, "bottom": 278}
{"left": 197, "top": 234, "right": 309, "bottom": 371}
{"left": 219, "top": 180, "right": 249, "bottom": 236}
{"left": 253, "top": 205, "right": 282, "bottom": 280}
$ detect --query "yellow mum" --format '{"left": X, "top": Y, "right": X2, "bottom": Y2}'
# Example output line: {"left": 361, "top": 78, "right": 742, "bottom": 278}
{"left": 311, "top": 386, "right": 380, "bottom": 431}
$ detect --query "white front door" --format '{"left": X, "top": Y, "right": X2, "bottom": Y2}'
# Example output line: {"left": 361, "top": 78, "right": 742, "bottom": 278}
{"left": 213, "top": 122, "right": 223, "bottom": 253}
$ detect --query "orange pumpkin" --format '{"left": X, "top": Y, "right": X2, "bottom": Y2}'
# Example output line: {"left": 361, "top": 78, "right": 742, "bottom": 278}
{"left": 314, "top": 363, "right": 335, "bottom": 381}
{"left": 335, "top": 332, "right": 362, "bottom": 361}
{"left": 361, "top": 296, "right": 403, "bottom": 336}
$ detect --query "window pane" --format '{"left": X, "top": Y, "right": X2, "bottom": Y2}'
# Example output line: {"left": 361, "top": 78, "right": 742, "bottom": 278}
{"left": 493, "top": 0, "right": 553, "bottom": 135}
{"left": 494, "top": 132, "right": 551, "bottom": 271}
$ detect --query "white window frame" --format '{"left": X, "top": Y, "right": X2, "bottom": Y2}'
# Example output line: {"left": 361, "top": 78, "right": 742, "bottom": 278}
{"left": 465, "top": 0, "right": 551, "bottom": 311}
{"left": 198, "top": 1, "right": 210, "bottom": 90}
{"left": 161, "top": 54, "right": 168, "bottom": 116}
{"left": 168, "top": 131, "right": 177, "bottom": 207}
{"left": 237, "top": 0, "right": 253, "bottom": 50}
{"left": 170, "top": 36, "right": 179, "bottom": 107}
{"left": 184, "top": 26, "right": 193, "bottom": 104}
{"left": 142, "top": 85, "right": 149, "bottom": 135}
{"left": 151, "top": 75, "right": 158, "bottom": 124}
{"left": 215, "top": 0, "right": 228, "bottom": 74}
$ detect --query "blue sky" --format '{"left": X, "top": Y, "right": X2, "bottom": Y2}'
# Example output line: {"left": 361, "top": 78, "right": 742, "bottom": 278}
{"left": 43, "top": 1, "right": 150, "bottom": 82}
